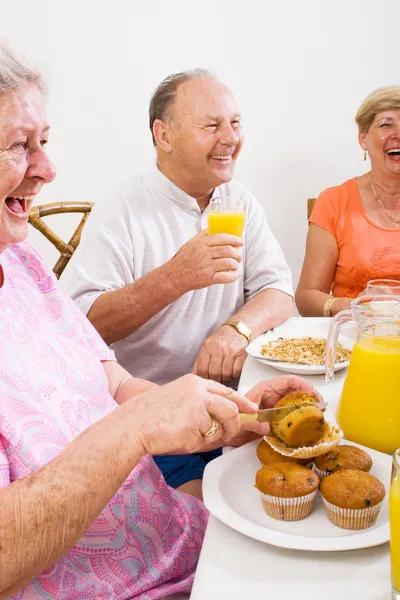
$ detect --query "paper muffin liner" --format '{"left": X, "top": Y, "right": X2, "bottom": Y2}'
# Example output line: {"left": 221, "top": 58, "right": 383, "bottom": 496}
{"left": 312, "top": 463, "right": 330, "bottom": 480}
{"left": 264, "top": 422, "right": 343, "bottom": 459}
{"left": 322, "top": 497, "right": 383, "bottom": 530}
{"left": 260, "top": 489, "right": 318, "bottom": 521}
{"left": 312, "top": 462, "right": 371, "bottom": 481}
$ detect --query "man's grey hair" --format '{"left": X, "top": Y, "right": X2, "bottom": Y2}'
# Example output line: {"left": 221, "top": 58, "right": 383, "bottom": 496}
{"left": 149, "top": 68, "right": 215, "bottom": 146}
{"left": 0, "top": 41, "right": 46, "bottom": 96}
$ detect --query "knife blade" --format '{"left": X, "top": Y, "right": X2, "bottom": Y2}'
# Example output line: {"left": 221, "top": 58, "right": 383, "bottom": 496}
{"left": 239, "top": 401, "right": 327, "bottom": 424}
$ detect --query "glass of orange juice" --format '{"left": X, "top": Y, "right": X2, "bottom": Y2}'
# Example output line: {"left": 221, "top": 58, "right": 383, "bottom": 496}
{"left": 207, "top": 196, "right": 246, "bottom": 237}
{"left": 390, "top": 448, "right": 400, "bottom": 599}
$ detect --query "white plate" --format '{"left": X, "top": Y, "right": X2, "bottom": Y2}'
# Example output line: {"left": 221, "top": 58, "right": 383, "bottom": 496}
{"left": 203, "top": 439, "right": 391, "bottom": 552}
{"left": 246, "top": 327, "right": 353, "bottom": 375}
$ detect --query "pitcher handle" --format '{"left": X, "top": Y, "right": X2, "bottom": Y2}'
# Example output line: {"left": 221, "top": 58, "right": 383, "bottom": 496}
{"left": 325, "top": 310, "right": 353, "bottom": 383}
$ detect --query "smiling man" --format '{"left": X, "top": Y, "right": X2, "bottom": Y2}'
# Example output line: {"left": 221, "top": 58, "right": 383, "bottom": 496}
{"left": 62, "top": 69, "right": 293, "bottom": 499}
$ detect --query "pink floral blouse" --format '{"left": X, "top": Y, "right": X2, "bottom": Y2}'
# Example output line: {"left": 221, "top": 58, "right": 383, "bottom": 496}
{"left": 0, "top": 243, "right": 208, "bottom": 599}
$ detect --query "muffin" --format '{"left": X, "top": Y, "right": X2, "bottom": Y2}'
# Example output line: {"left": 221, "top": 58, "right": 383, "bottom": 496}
{"left": 313, "top": 445, "right": 372, "bottom": 480}
{"left": 256, "top": 440, "right": 310, "bottom": 466}
{"left": 255, "top": 462, "right": 319, "bottom": 521}
{"left": 320, "top": 469, "right": 386, "bottom": 530}
{"left": 270, "top": 391, "right": 325, "bottom": 448}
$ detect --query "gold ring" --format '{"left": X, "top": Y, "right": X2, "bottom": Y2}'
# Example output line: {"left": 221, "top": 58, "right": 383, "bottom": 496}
{"left": 203, "top": 419, "right": 219, "bottom": 438}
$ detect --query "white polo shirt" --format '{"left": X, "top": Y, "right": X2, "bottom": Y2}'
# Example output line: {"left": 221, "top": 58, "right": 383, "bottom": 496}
{"left": 61, "top": 166, "right": 293, "bottom": 384}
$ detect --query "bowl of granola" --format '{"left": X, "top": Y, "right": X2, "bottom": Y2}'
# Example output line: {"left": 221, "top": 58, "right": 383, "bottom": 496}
{"left": 246, "top": 334, "right": 352, "bottom": 375}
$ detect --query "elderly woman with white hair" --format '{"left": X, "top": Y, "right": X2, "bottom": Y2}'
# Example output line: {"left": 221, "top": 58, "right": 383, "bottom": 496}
{"left": 296, "top": 86, "right": 400, "bottom": 317}
{"left": 0, "top": 42, "right": 318, "bottom": 600}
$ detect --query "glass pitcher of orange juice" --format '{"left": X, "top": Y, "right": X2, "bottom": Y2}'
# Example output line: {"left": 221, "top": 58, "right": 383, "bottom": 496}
{"left": 325, "top": 295, "right": 400, "bottom": 454}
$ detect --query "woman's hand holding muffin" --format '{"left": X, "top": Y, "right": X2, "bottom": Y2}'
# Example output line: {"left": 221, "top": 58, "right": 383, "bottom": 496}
{"left": 215, "top": 376, "right": 322, "bottom": 449}
{"left": 244, "top": 376, "right": 322, "bottom": 435}
{"left": 270, "top": 392, "right": 325, "bottom": 447}
{"left": 263, "top": 389, "right": 342, "bottom": 460}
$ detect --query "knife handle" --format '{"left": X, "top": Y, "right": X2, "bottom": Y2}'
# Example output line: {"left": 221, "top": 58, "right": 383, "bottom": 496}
{"left": 239, "top": 413, "right": 258, "bottom": 424}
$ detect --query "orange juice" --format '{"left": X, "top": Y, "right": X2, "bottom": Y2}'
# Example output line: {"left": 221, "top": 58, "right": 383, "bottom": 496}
{"left": 336, "top": 335, "right": 400, "bottom": 454}
{"left": 208, "top": 212, "right": 245, "bottom": 237}
{"left": 390, "top": 472, "right": 400, "bottom": 594}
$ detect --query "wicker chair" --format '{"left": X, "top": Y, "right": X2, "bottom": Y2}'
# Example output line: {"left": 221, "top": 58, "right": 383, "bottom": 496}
{"left": 307, "top": 198, "right": 316, "bottom": 219}
{"left": 29, "top": 202, "right": 94, "bottom": 278}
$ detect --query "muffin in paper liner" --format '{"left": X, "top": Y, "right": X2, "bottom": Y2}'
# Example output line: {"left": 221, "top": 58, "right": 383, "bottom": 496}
{"left": 312, "top": 445, "right": 373, "bottom": 480}
{"left": 264, "top": 422, "right": 343, "bottom": 459}
{"left": 322, "top": 497, "right": 383, "bottom": 530}
{"left": 260, "top": 489, "right": 318, "bottom": 521}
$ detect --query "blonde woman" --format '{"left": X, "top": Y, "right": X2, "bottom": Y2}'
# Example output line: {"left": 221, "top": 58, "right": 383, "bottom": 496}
{"left": 296, "top": 86, "right": 400, "bottom": 317}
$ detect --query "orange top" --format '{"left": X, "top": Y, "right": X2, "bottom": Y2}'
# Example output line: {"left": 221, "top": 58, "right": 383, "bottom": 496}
{"left": 310, "top": 178, "right": 400, "bottom": 298}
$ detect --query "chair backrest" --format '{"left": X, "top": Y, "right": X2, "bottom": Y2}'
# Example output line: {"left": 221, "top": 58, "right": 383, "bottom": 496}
{"left": 29, "top": 201, "right": 94, "bottom": 279}
{"left": 307, "top": 198, "right": 316, "bottom": 219}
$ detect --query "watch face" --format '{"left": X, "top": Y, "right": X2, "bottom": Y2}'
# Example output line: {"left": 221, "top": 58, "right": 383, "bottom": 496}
{"left": 237, "top": 322, "right": 250, "bottom": 336}
{"left": 225, "top": 320, "right": 251, "bottom": 342}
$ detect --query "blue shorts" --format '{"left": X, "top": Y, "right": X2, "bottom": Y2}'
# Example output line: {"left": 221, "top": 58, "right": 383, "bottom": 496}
{"left": 153, "top": 448, "right": 223, "bottom": 489}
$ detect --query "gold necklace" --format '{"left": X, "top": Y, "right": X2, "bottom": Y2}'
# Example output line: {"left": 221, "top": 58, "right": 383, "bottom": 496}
{"left": 370, "top": 173, "right": 400, "bottom": 229}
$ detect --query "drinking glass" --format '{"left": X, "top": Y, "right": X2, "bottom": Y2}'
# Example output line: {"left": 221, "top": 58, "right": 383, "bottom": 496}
{"left": 367, "top": 279, "right": 400, "bottom": 296}
{"left": 207, "top": 196, "right": 246, "bottom": 237}
{"left": 390, "top": 448, "right": 400, "bottom": 599}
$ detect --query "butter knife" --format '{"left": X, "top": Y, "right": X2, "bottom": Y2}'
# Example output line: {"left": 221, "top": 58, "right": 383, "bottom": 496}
{"left": 239, "top": 401, "right": 327, "bottom": 424}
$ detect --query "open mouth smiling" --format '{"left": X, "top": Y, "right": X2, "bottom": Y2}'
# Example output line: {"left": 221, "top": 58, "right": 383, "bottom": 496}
{"left": 5, "top": 195, "right": 34, "bottom": 217}
{"left": 386, "top": 148, "right": 400, "bottom": 158}
{"left": 210, "top": 154, "right": 233, "bottom": 163}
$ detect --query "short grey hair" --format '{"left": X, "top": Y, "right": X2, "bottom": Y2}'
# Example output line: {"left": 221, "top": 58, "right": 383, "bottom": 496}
{"left": 149, "top": 68, "right": 215, "bottom": 145}
{"left": 0, "top": 40, "right": 46, "bottom": 96}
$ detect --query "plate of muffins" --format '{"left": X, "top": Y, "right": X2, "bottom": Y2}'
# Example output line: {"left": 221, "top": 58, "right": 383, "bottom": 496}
{"left": 203, "top": 391, "right": 390, "bottom": 551}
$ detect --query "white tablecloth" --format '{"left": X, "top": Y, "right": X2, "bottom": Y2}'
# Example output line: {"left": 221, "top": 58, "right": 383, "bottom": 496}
{"left": 190, "top": 318, "right": 391, "bottom": 600}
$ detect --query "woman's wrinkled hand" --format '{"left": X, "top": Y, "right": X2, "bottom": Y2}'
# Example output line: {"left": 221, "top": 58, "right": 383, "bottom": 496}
{"left": 129, "top": 374, "right": 259, "bottom": 456}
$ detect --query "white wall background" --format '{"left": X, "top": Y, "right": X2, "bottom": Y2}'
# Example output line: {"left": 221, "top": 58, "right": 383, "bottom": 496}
{"left": 1, "top": 0, "right": 398, "bottom": 287}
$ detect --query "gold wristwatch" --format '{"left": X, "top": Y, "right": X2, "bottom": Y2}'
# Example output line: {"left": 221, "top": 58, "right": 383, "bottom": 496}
{"left": 223, "top": 319, "right": 252, "bottom": 344}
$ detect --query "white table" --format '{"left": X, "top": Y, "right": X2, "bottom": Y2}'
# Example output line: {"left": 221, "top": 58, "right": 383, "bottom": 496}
{"left": 191, "top": 318, "right": 391, "bottom": 600}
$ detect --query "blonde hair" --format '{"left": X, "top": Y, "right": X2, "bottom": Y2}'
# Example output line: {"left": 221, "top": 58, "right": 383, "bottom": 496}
{"left": 355, "top": 85, "right": 400, "bottom": 133}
